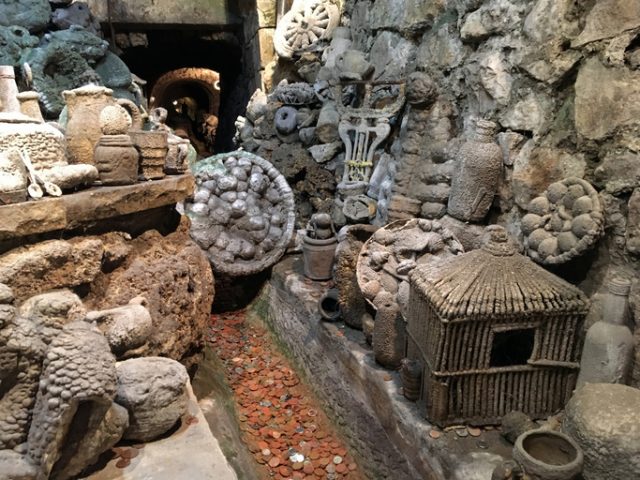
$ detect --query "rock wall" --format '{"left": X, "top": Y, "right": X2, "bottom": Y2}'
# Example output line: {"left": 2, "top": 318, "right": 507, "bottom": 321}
{"left": 241, "top": 0, "right": 640, "bottom": 386}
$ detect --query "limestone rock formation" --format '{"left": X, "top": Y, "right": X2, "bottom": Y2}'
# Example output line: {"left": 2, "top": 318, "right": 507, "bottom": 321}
{"left": 0, "top": 0, "right": 51, "bottom": 33}
{"left": 115, "top": 357, "right": 189, "bottom": 442}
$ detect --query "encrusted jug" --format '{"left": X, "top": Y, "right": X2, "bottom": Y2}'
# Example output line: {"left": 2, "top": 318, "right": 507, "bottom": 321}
{"left": 63, "top": 85, "right": 142, "bottom": 165}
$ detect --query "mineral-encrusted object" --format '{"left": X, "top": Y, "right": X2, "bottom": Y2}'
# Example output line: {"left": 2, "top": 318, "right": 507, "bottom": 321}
{"left": 273, "top": 0, "right": 340, "bottom": 59}
{"left": 94, "top": 104, "right": 139, "bottom": 185}
{"left": 563, "top": 383, "right": 640, "bottom": 480}
{"left": 186, "top": 151, "right": 296, "bottom": 276}
{"left": 522, "top": 177, "right": 604, "bottom": 265}
{"left": 577, "top": 277, "right": 634, "bottom": 387}
{"left": 447, "top": 119, "right": 502, "bottom": 222}
{"left": 407, "top": 226, "right": 589, "bottom": 426}
{"left": 115, "top": 357, "right": 189, "bottom": 442}
{"left": 302, "top": 213, "right": 337, "bottom": 281}
{"left": 357, "top": 218, "right": 463, "bottom": 311}
{"left": 512, "top": 429, "right": 583, "bottom": 480}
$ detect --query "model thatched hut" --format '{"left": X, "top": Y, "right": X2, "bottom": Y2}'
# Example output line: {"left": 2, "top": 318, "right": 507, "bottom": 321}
{"left": 406, "top": 226, "right": 589, "bottom": 426}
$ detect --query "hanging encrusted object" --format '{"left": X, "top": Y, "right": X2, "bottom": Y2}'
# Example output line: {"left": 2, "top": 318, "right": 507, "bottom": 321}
{"left": 274, "top": 0, "right": 340, "bottom": 59}
{"left": 407, "top": 225, "right": 589, "bottom": 426}
{"left": 521, "top": 177, "right": 604, "bottom": 265}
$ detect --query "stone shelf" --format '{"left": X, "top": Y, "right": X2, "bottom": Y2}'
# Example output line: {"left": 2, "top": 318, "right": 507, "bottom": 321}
{"left": 250, "top": 255, "right": 513, "bottom": 480}
{"left": 0, "top": 174, "right": 194, "bottom": 241}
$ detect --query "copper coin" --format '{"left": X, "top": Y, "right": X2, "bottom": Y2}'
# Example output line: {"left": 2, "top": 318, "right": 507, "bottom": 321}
{"left": 467, "top": 427, "right": 482, "bottom": 437}
{"left": 303, "top": 462, "right": 315, "bottom": 474}
{"left": 268, "top": 456, "right": 281, "bottom": 468}
{"left": 115, "top": 458, "right": 130, "bottom": 469}
{"left": 336, "top": 463, "right": 347, "bottom": 474}
{"left": 429, "top": 430, "right": 442, "bottom": 439}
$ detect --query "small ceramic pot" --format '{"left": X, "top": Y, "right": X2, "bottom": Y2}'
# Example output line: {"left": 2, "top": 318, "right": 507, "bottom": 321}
{"left": 129, "top": 130, "right": 167, "bottom": 180}
{"left": 302, "top": 235, "right": 337, "bottom": 281}
{"left": 513, "top": 430, "right": 583, "bottom": 480}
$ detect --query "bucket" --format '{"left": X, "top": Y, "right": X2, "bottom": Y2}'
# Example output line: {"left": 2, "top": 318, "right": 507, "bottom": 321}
{"left": 302, "top": 235, "right": 337, "bottom": 281}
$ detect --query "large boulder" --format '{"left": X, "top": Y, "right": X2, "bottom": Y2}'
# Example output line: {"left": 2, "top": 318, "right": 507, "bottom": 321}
{"left": 563, "top": 383, "right": 640, "bottom": 480}
{"left": 115, "top": 357, "right": 189, "bottom": 442}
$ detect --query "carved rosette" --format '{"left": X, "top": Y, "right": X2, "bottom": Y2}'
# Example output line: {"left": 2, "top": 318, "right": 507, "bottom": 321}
{"left": 274, "top": 0, "right": 340, "bottom": 59}
{"left": 522, "top": 177, "right": 604, "bottom": 265}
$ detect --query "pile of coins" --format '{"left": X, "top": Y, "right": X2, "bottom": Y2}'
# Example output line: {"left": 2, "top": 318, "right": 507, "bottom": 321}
{"left": 209, "top": 311, "right": 362, "bottom": 480}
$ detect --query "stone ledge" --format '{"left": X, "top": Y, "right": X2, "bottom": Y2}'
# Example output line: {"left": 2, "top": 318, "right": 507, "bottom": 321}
{"left": 0, "top": 175, "right": 194, "bottom": 241}
{"left": 252, "top": 255, "right": 512, "bottom": 480}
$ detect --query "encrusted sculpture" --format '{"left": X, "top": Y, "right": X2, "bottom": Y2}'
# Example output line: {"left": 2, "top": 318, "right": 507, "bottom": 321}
{"left": 0, "top": 149, "right": 27, "bottom": 204}
{"left": 186, "top": 151, "right": 296, "bottom": 276}
{"left": 94, "top": 104, "right": 139, "bottom": 185}
{"left": 406, "top": 225, "right": 589, "bottom": 426}
{"left": 522, "top": 177, "right": 604, "bottom": 265}
{"left": 334, "top": 81, "right": 406, "bottom": 189}
{"left": 273, "top": 0, "right": 340, "bottom": 59}
{"left": 302, "top": 212, "right": 337, "bottom": 280}
{"left": 356, "top": 218, "right": 463, "bottom": 311}
{"left": 447, "top": 118, "right": 502, "bottom": 222}
{"left": 63, "top": 85, "right": 141, "bottom": 166}
{"left": 270, "top": 81, "right": 318, "bottom": 106}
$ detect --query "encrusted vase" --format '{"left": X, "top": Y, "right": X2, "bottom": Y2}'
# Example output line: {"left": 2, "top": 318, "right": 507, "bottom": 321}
{"left": 63, "top": 85, "right": 142, "bottom": 166}
{"left": 0, "top": 149, "right": 27, "bottom": 204}
{"left": 447, "top": 119, "right": 502, "bottom": 222}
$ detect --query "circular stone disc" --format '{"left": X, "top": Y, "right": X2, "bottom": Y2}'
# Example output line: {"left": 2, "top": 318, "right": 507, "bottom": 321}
{"left": 356, "top": 218, "right": 464, "bottom": 310}
{"left": 522, "top": 177, "right": 604, "bottom": 265}
{"left": 185, "top": 151, "right": 296, "bottom": 276}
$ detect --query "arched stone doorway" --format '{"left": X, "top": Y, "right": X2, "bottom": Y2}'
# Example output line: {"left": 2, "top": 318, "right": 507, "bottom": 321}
{"left": 150, "top": 68, "right": 221, "bottom": 156}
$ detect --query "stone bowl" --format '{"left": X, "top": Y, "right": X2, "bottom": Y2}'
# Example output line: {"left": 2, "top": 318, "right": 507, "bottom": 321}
{"left": 513, "top": 429, "right": 583, "bottom": 480}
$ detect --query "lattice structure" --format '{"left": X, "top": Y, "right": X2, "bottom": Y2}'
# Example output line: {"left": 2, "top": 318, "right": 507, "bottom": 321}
{"left": 406, "top": 226, "right": 589, "bottom": 426}
{"left": 334, "top": 81, "right": 405, "bottom": 187}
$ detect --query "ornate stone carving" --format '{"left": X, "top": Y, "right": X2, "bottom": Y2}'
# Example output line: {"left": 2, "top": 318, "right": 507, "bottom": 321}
{"left": 274, "top": 0, "right": 340, "bottom": 59}
{"left": 186, "top": 151, "right": 295, "bottom": 276}
{"left": 334, "top": 81, "right": 406, "bottom": 188}
{"left": 270, "top": 81, "right": 317, "bottom": 106}
{"left": 356, "top": 218, "right": 463, "bottom": 311}
{"left": 521, "top": 177, "right": 604, "bottom": 265}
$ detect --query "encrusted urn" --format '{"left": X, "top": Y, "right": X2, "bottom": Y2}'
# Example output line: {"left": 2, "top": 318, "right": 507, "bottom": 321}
{"left": 447, "top": 119, "right": 502, "bottom": 222}
{"left": 94, "top": 105, "right": 139, "bottom": 185}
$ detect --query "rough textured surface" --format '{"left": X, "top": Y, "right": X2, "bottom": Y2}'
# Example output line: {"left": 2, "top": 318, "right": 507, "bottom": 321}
{"left": 26, "top": 321, "right": 117, "bottom": 480}
{"left": 0, "top": 174, "right": 194, "bottom": 241}
{"left": 84, "top": 223, "right": 214, "bottom": 369}
{"left": 0, "top": 239, "right": 104, "bottom": 302}
{"left": 115, "top": 357, "right": 189, "bottom": 442}
{"left": 0, "top": 0, "right": 51, "bottom": 32}
{"left": 563, "top": 384, "right": 640, "bottom": 480}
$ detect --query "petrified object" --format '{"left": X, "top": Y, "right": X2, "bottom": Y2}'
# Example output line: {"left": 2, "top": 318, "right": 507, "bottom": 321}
{"left": 0, "top": 26, "right": 38, "bottom": 67}
{"left": 165, "top": 135, "right": 190, "bottom": 175}
{"left": 0, "top": 65, "right": 20, "bottom": 112}
{"left": 0, "top": 149, "right": 27, "bottom": 204}
{"left": 400, "top": 359, "right": 422, "bottom": 401}
{"left": 51, "top": 1, "right": 101, "bottom": 35}
{"left": 26, "top": 321, "right": 118, "bottom": 479}
{"left": 302, "top": 213, "right": 337, "bottom": 281}
{"left": 335, "top": 50, "right": 374, "bottom": 81}
{"left": 275, "top": 106, "right": 298, "bottom": 135}
{"left": 513, "top": 430, "right": 583, "bottom": 480}
{"left": 94, "top": 104, "right": 139, "bottom": 185}
{"left": 17, "top": 91, "right": 44, "bottom": 121}
{"left": 186, "top": 151, "right": 295, "bottom": 276}
{"left": 87, "top": 296, "right": 153, "bottom": 358}
{"left": 335, "top": 80, "right": 405, "bottom": 189}
{"left": 115, "top": 357, "right": 189, "bottom": 442}
{"left": 372, "top": 292, "right": 405, "bottom": 369}
{"left": 129, "top": 129, "right": 168, "bottom": 180}
{"left": 522, "top": 177, "right": 604, "bottom": 265}
{"left": 63, "top": 85, "right": 141, "bottom": 166}
{"left": 335, "top": 224, "right": 378, "bottom": 329}
{"left": 274, "top": 0, "right": 340, "bottom": 59}
{"left": 407, "top": 225, "right": 589, "bottom": 426}
{"left": 491, "top": 460, "right": 524, "bottom": 480}
{"left": 447, "top": 119, "right": 502, "bottom": 222}
{"left": 577, "top": 277, "right": 634, "bottom": 387}
{"left": 318, "top": 289, "right": 340, "bottom": 321}
{"left": 357, "top": 218, "right": 463, "bottom": 311}
{"left": 501, "top": 411, "right": 536, "bottom": 444}
{"left": 562, "top": 383, "right": 640, "bottom": 480}
{"left": 270, "top": 81, "right": 317, "bottom": 106}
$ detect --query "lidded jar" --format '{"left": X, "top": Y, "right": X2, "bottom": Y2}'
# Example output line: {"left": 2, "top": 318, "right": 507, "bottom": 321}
{"left": 93, "top": 105, "right": 139, "bottom": 185}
